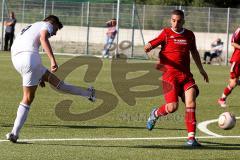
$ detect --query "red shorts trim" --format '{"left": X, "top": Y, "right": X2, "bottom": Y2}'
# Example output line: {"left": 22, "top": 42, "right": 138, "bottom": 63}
{"left": 162, "top": 71, "right": 199, "bottom": 103}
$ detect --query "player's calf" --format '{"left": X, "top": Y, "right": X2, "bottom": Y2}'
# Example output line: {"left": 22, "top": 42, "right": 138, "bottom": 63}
{"left": 146, "top": 104, "right": 173, "bottom": 130}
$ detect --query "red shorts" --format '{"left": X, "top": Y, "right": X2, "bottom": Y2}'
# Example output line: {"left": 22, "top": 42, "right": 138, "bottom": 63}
{"left": 162, "top": 71, "right": 199, "bottom": 103}
{"left": 230, "top": 62, "right": 240, "bottom": 79}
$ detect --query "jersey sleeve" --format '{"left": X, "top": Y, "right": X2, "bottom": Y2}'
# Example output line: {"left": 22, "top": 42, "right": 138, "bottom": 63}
{"left": 231, "top": 28, "right": 240, "bottom": 44}
{"left": 40, "top": 22, "right": 53, "bottom": 35}
{"left": 148, "top": 29, "right": 166, "bottom": 49}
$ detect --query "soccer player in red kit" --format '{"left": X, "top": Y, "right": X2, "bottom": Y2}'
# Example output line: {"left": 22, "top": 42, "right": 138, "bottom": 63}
{"left": 218, "top": 27, "right": 240, "bottom": 107}
{"left": 145, "top": 10, "right": 209, "bottom": 147}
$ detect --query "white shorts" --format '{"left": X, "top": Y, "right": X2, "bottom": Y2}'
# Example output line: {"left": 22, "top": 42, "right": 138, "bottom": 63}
{"left": 11, "top": 52, "right": 47, "bottom": 86}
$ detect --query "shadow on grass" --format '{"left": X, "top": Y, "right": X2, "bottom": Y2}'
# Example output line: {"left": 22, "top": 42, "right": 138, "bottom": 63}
{"left": 1, "top": 123, "right": 185, "bottom": 131}
{"left": 200, "top": 140, "right": 240, "bottom": 147}
{"left": 132, "top": 144, "right": 240, "bottom": 150}
{"left": 15, "top": 141, "right": 33, "bottom": 145}
{"left": 227, "top": 105, "right": 239, "bottom": 108}
{"left": 22, "top": 141, "right": 240, "bottom": 151}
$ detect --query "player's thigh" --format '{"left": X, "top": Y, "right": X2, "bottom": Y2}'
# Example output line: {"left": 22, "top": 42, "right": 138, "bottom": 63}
{"left": 230, "top": 62, "right": 240, "bottom": 85}
{"left": 12, "top": 53, "right": 47, "bottom": 86}
{"left": 162, "top": 73, "right": 178, "bottom": 103}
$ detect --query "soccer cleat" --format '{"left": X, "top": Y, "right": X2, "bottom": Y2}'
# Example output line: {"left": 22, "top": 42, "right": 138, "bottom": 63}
{"left": 218, "top": 98, "right": 227, "bottom": 108}
{"left": 146, "top": 108, "right": 158, "bottom": 131}
{"left": 103, "top": 55, "right": 109, "bottom": 59}
{"left": 87, "top": 86, "right": 96, "bottom": 102}
{"left": 185, "top": 138, "right": 202, "bottom": 147}
{"left": 6, "top": 133, "right": 18, "bottom": 143}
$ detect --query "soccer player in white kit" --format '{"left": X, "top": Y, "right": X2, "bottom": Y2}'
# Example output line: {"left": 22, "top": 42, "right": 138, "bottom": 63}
{"left": 6, "top": 15, "right": 96, "bottom": 143}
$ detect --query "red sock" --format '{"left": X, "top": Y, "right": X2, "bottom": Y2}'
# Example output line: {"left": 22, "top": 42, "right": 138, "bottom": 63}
{"left": 222, "top": 85, "right": 233, "bottom": 100}
{"left": 185, "top": 108, "right": 196, "bottom": 140}
{"left": 155, "top": 104, "right": 168, "bottom": 117}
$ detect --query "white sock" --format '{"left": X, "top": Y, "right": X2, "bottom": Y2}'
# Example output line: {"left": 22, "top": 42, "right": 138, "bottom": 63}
{"left": 11, "top": 103, "right": 30, "bottom": 136}
{"left": 57, "top": 81, "right": 90, "bottom": 97}
{"left": 221, "top": 93, "right": 227, "bottom": 99}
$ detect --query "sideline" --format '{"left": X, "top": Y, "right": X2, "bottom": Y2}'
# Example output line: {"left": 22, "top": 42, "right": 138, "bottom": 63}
{"left": 1, "top": 135, "right": 240, "bottom": 143}
{"left": 197, "top": 116, "right": 240, "bottom": 137}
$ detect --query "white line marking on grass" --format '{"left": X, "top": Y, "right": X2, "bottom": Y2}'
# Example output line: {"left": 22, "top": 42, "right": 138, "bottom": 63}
{"left": 197, "top": 116, "right": 240, "bottom": 137}
{"left": 1, "top": 136, "right": 240, "bottom": 143}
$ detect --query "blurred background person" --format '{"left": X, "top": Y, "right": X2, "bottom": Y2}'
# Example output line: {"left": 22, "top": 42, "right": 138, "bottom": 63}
{"left": 202, "top": 38, "right": 223, "bottom": 64}
{"left": 4, "top": 11, "right": 17, "bottom": 51}
{"left": 102, "top": 18, "right": 117, "bottom": 58}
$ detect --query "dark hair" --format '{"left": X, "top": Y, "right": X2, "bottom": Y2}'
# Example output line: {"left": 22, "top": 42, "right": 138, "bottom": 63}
{"left": 106, "top": 18, "right": 117, "bottom": 27}
{"left": 43, "top": 15, "right": 63, "bottom": 29}
{"left": 171, "top": 10, "right": 184, "bottom": 19}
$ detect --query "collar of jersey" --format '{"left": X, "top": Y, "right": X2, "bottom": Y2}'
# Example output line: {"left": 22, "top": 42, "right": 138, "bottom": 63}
{"left": 171, "top": 28, "right": 185, "bottom": 34}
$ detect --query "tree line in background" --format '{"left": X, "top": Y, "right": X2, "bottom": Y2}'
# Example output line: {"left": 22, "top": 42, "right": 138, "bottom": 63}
{"left": 51, "top": 0, "right": 239, "bottom": 8}
{"left": 87, "top": 0, "right": 238, "bottom": 8}
{"left": 135, "top": 0, "right": 239, "bottom": 8}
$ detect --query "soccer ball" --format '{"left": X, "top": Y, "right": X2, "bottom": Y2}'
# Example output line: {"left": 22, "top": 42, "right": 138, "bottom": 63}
{"left": 218, "top": 112, "right": 236, "bottom": 130}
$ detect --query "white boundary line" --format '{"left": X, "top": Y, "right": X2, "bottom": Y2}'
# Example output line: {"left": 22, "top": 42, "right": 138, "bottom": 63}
{"left": 197, "top": 116, "right": 240, "bottom": 137}
{"left": 1, "top": 135, "right": 240, "bottom": 143}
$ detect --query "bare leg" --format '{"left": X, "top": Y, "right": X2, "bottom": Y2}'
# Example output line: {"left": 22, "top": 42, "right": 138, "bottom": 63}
{"left": 8, "top": 85, "right": 38, "bottom": 142}
{"left": 42, "top": 70, "right": 95, "bottom": 100}
{"left": 218, "top": 78, "right": 237, "bottom": 107}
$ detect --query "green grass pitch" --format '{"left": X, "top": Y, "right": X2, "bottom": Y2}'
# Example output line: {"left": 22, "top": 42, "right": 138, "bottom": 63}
{"left": 0, "top": 52, "right": 240, "bottom": 160}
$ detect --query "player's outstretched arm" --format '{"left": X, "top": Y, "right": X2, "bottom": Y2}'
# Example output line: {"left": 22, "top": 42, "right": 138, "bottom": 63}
{"left": 40, "top": 30, "right": 58, "bottom": 73}
{"left": 191, "top": 48, "right": 209, "bottom": 83}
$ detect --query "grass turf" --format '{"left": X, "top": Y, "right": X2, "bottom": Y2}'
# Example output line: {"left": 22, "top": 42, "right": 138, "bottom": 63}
{"left": 0, "top": 52, "right": 240, "bottom": 160}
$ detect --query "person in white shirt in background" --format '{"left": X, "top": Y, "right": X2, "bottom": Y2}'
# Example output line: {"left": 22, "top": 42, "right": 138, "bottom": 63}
{"left": 203, "top": 38, "right": 224, "bottom": 64}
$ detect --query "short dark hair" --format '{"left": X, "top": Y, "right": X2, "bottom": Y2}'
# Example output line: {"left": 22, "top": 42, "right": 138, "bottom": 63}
{"left": 171, "top": 10, "right": 184, "bottom": 19}
{"left": 106, "top": 18, "right": 117, "bottom": 27}
{"left": 43, "top": 15, "right": 63, "bottom": 29}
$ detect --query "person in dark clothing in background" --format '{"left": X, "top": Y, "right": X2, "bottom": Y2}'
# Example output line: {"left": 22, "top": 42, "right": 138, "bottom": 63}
{"left": 4, "top": 11, "right": 17, "bottom": 51}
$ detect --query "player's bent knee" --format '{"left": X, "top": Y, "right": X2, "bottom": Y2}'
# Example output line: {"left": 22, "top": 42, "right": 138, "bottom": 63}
{"left": 166, "top": 103, "right": 178, "bottom": 113}
{"left": 229, "top": 79, "right": 237, "bottom": 88}
{"left": 185, "top": 101, "right": 196, "bottom": 108}
{"left": 24, "top": 92, "right": 35, "bottom": 103}
{"left": 22, "top": 95, "right": 35, "bottom": 105}
{"left": 42, "top": 70, "right": 61, "bottom": 87}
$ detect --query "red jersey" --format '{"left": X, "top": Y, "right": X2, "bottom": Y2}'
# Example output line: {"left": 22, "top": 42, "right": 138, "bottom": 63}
{"left": 149, "top": 28, "right": 197, "bottom": 74}
{"left": 230, "top": 27, "right": 240, "bottom": 63}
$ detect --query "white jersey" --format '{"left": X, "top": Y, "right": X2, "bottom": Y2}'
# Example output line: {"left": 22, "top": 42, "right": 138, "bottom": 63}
{"left": 11, "top": 21, "right": 53, "bottom": 55}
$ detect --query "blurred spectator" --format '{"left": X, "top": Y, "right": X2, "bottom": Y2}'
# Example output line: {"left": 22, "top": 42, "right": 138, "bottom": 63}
{"left": 4, "top": 11, "right": 17, "bottom": 51}
{"left": 202, "top": 38, "right": 223, "bottom": 64}
{"left": 102, "top": 18, "right": 117, "bottom": 58}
